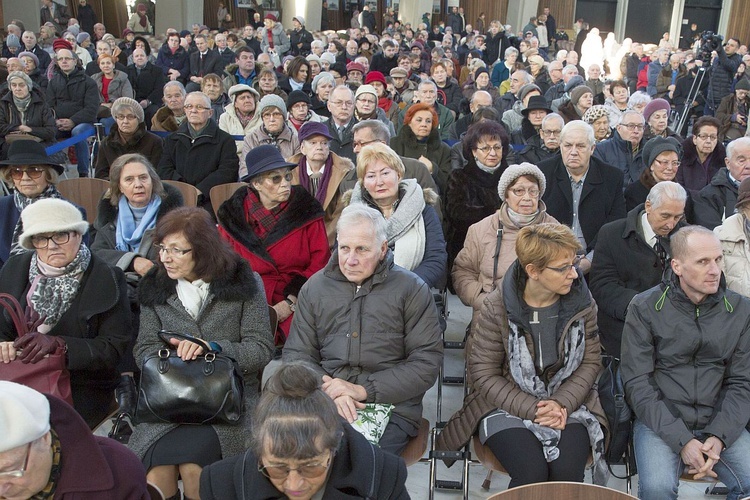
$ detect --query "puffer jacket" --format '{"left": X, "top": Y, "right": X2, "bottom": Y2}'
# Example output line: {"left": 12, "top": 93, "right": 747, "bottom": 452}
{"left": 593, "top": 129, "right": 646, "bottom": 186}
{"left": 92, "top": 70, "right": 134, "bottom": 103}
{"left": 715, "top": 212, "right": 750, "bottom": 297}
{"left": 676, "top": 136, "right": 726, "bottom": 194}
{"left": 436, "top": 260, "right": 607, "bottom": 453}
{"left": 46, "top": 66, "right": 99, "bottom": 124}
{"left": 0, "top": 86, "right": 56, "bottom": 156}
{"left": 283, "top": 249, "right": 443, "bottom": 427}
{"left": 621, "top": 271, "right": 750, "bottom": 453}
{"left": 259, "top": 23, "right": 291, "bottom": 56}
{"left": 694, "top": 167, "right": 739, "bottom": 229}
{"left": 240, "top": 125, "right": 300, "bottom": 179}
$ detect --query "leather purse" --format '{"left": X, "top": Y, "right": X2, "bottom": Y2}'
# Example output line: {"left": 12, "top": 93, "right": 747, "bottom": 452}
{"left": 0, "top": 294, "right": 73, "bottom": 405}
{"left": 135, "top": 330, "right": 245, "bottom": 425}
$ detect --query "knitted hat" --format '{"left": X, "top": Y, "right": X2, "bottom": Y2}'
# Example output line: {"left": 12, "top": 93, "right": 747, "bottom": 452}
{"left": 264, "top": 13, "right": 277, "bottom": 22}
{"left": 243, "top": 145, "right": 296, "bottom": 182}
{"left": 287, "top": 90, "right": 312, "bottom": 109}
{"left": 6, "top": 34, "right": 20, "bottom": 49}
{"left": 365, "top": 70, "right": 386, "bottom": 86}
{"left": 228, "top": 84, "right": 259, "bottom": 101}
{"left": 122, "top": 28, "right": 134, "bottom": 38}
{"left": 355, "top": 84, "right": 377, "bottom": 99}
{"left": 306, "top": 54, "right": 321, "bottom": 64}
{"left": 736, "top": 177, "right": 750, "bottom": 209}
{"left": 518, "top": 83, "right": 542, "bottom": 102}
{"left": 570, "top": 85, "right": 593, "bottom": 105}
{"left": 320, "top": 52, "right": 336, "bottom": 66}
{"left": 642, "top": 136, "right": 681, "bottom": 168}
{"left": 346, "top": 61, "right": 366, "bottom": 75}
{"left": 17, "top": 51, "right": 39, "bottom": 67}
{"left": 736, "top": 78, "right": 750, "bottom": 91}
{"left": 522, "top": 95, "right": 552, "bottom": 116}
{"left": 474, "top": 67, "right": 489, "bottom": 80}
{"left": 390, "top": 67, "right": 408, "bottom": 78}
{"left": 527, "top": 55, "right": 545, "bottom": 67}
{"left": 67, "top": 25, "right": 80, "bottom": 37}
{"left": 112, "top": 97, "right": 144, "bottom": 123}
{"left": 642, "top": 98, "right": 671, "bottom": 122}
{"left": 298, "top": 121, "right": 333, "bottom": 142}
{"left": 312, "top": 71, "right": 334, "bottom": 92}
{"left": 257, "top": 94, "right": 287, "bottom": 117}
{"left": 6, "top": 71, "right": 33, "bottom": 92}
{"left": 564, "top": 74, "right": 585, "bottom": 93}
{"left": 293, "top": 15, "right": 306, "bottom": 26}
{"left": 497, "top": 163, "right": 547, "bottom": 202}
{"left": 0, "top": 382, "right": 51, "bottom": 453}
{"left": 52, "top": 38, "right": 73, "bottom": 52}
{"left": 19, "top": 198, "right": 89, "bottom": 250}
{"left": 76, "top": 32, "right": 91, "bottom": 45}
{"left": 582, "top": 104, "right": 610, "bottom": 124}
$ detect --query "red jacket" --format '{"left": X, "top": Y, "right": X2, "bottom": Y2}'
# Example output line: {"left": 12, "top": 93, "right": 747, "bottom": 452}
{"left": 637, "top": 56, "right": 651, "bottom": 92}
{"left": 217, "top": 185, "right": 330, "bottom": 344}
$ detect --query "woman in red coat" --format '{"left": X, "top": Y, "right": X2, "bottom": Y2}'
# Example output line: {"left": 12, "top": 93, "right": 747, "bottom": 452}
{"left": 217, "top": 145, "right": 330, "bottom": 346}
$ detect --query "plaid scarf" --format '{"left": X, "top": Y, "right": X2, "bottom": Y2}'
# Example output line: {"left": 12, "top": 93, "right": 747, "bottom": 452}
{"left": 31, "top": 429, "right": 62, "bottom": 500}
{"left": 244, "top": 188, "right": 289, "bottom": 240}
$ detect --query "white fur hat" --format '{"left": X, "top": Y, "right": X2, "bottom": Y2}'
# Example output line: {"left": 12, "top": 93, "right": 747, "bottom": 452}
{"left": 0, "top": 381, "right": 51, "bottom": 452}
{"left": 497, "top": 162, "right": 547, "bottom": 201}
{"left": 19, "top": 198, "right": 89, "bottom": 250}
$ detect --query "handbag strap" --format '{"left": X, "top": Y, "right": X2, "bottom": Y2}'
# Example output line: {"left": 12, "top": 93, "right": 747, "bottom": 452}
{"left": 490, "top": 225, "right": 504, "bottom": 289}
{"left": 157, "top": 330, "right": 213, "bottom": 352}
{"left": 0, "top": 293, "right": 27, "bottom": 337}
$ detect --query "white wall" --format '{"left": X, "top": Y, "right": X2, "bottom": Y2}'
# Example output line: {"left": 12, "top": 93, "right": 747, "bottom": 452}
{"left": 506, "top": 0, "right": 539, "bottom": 36}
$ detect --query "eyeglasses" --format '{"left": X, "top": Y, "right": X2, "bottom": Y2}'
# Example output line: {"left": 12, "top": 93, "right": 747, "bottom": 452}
{"left": 653, "top": 159, "right": 681, "bottom": 169}
{"left": 262, "top": 111, "right": 285, "bottom": 119}
{"left": 184, "top": 104, "right": 211, "bottom": 112}
{"left": 540, "top": 129, "right": 561, "bottom": 137}
{"left": 329, "top": 100, "right": 354, "bottom": 108}
{"left": 353, "top": 138, "right": 379, "bottom": 149}
{"left": 154, "top": 244, "right": 193, "bottom": 256}
{"left": 264, "top": 172, "right": 293, "bottom": 184}
{"left": 115, "top": 114, "right": 138, "bottom": 121}
{"left": 9, "top": 167, "right": 46, "bottom": 180}
{"left": 475, "top": 145, "right": 503, "bottom": 154}
{"left": 620, "top": 123, "right": 645, "bottom": 131}
{"left": 695, "top": 134, "right": 718, "bottom": 141}
{"left": 509, "top": 187, "right": 540, "bottom": 198}
{"left": 546, "top": 255, "right": 582, "bottom": 274}
{"left": 356, "top": 97, "right": 377, "bottom": 105}
{"left": 0, "top": 442, "right": 32, "bottom": 478}
{"left": 259, "top": 452, "right": 332, "bottom": 480}
{"left": 31, "top": 232, "right": 72, "bottom": 249}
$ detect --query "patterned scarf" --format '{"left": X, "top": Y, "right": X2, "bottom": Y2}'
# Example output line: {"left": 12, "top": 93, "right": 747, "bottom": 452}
{"left": 297, "top": 155, "right": 333, "bottom": 205}
{"left": 260, "top": 124, "right": 282, "bottom": 147}
{"left": 244, "top": 188, "right": 289, "bottom": 240}
{"left": 28, "top": 244, "right": 91, "bottom": 328}
{"left": 11, "top": 184, "right": 63, "bottom": 257}
{"left": 30, "top": 429, "right": 62, "bottom": 500}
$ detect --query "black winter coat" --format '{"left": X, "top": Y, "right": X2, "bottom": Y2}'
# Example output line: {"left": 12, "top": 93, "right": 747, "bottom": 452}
{"left": 369, "top": 52, "right": 398, "bottom": 76}
{"left": 437, "top": 80, "right": 463, "bottom": 116}
{"left": 694, "top": 167, "right": 738, "bottom": 229}
{"left": 592, "top": 129, "right": 646, "bottom": 186}
{"left": 707, "top": 48, "right": 742, "bottom": 109}
{"left": 155, "top": 44, "right": 189, "bottom": 80}
{"left": 676, "top": 136, "right": 726, "bottom": 195}
{"left": 94, "top": 123, "right": 164, "bottom": 180}
{"left": 46, "top": 66, "right": 99, "bottom": 124}
{"left": 125, "top": 61, "right": 166, "bottom": 105}
{"left": 0, "top": 87, "right": 56, "bottom": 157}
{"left": 289, "top": 27, "right": 313, "bottom": 56}
{"left": 188, "top": 49, "right": 225, "bottom": 79}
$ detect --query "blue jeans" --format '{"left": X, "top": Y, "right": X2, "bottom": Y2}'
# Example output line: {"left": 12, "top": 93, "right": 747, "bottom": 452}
{"left": 633, "top": 419, "right": 750, "bottom": 500}
{"left": 69, "top": 122, "right": 94, "bottom": 175}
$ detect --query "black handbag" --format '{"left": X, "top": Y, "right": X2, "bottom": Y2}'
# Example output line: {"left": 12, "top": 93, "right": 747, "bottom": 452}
{"left": 135, "top": 331, "right": 244, "bottom": 425}
{"left": 598, "top": 355, "right": 632, "bottom": 466}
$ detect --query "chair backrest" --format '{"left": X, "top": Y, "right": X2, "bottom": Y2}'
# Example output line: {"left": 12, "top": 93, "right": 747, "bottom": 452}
{"left": 56, "top": 178, "right": 110, "bottom": 224}
{"left": 486, "top": 481, "right": 636, "bottom": 500}
{"left": 401, "top": 418, "right": 430, "bottom": 466}
{"left": 210, "top": 182, "right": 246, "bottom": 217}
{"left": 163, "top": 180, "right": 201, "bottom": 208}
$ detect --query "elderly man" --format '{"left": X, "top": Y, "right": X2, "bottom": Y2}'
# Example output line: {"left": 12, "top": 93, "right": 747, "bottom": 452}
{"left": 590, "top": 181, "right": 687, "bottom": 357}
{"left": 621, "top": 225, "right": 750, "bottom": 499}
{"left": 496, "top": 69, "right": 533, "bottom": 114}
{"left": 283, "top": 204, "right": 443, "bottom": 455}
{"left": 716, "top": 78, "right": 750, "bottom": 141}
{"left": 545, "top": 63, "right": 578, "bottom": 106}
{"left": 221, "top": 46, "right": 256, "bottom": 92}
{"left": 695, "top": 137, "right": 750, "bottom": 229}
{"left": 325, "top": 85, "right": 358, "bottom": 163}
{"left": 125, "top": 47, "right": 165, "bottom": 127}
{"left": 396, "top": 80, "right": 455, "bottom": 140}
{"left": 46, "top": 48, "right": 98, "bottom": 177}
{"left": 21, "top": 31, "right": 51, "bottom": 73}
{"left": 151, "top": 81, "right": 187, "bottom": 132}
{"left": 593, "top": 110, "right": 647, "bottom": 186}
{"left": 0, "top": 382, "right": 149, "bottom": 499}
{"left": 219, "top": 84, "right": 261, "bottom": 162}
{"left": 538, "top": 121, "right": 626, "bottom": 272}
{"left": 214, "top": 33, "right": 234, "bottom": 68}
{"left": 446, "top": 90, "right": 493, "bottom": 141}
{"left": 517, "top": 111, "right": 564, "bottom": 164}
{"left": 157, "top": 91, "right": 238, "bottom": 210}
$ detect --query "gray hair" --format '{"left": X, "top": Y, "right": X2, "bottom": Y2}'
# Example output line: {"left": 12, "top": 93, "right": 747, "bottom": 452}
{"left": 418, "top": 79, "right": 437, "bottom": 91}
{"left": 628, "top": 91, "right": 651, "bottom": 109}
{"left": 163, "top": 80, "right": 186, "bottom": 97}
{"left": 311, "top": 40, "right": 325, "bottom": 50}
{"left": 541, "top": 112, "right": 564, "bottom": 129}
{"left": 186, "top": 91, "right": 211, "bottom": 108}
{"left": 646, "top": 181, "right": 687, "bottom": 209}
{"left": 504, "top": 46, "right": 519, "bottom": 59}
{"left": 337, "top": 204, "right": 387, "bottom": 245}
{"left": 352, "top": 119, "right": 390, "bottom": 142}
{"left": 562, "top": 64, "right": 578, "bottom": 77}
{"left": 560, "top": 120, "right": 595, "bottom": 147}
{"left": 331, "top": 84, "right": 355, "bottom": 100}
{"left": 311, "top": 72, "right": 335, "bottom": 92}
{"left": 671, "top": 225, "right": 719, "bottom": 261}
{"left": 726, "top": 137, "right": 750, "bottom": 160}
{"left": 618, "top": 109, "right": 645, "bottom": 125}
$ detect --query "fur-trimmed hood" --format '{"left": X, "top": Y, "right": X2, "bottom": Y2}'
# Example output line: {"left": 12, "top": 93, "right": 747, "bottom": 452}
{"left": 94, "top": 182, "right": 184, "bottom": 228}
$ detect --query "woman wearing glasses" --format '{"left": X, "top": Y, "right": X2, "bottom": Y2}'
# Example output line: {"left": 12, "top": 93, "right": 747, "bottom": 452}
{"left": 624, "top": 136, "right": 687, "bottom": 212}
{"left": 0, "top": 71, "right": 57, "bottom": 161}
{"left": 0, "top": 198, "right": 131, "bottom": 429}
{"left": 437, "top": 223, "right": 608, "bottom": 488}
{"left": 218, "top": 146, "right": 329, "bottom": 346}
{"left": 128, "top": 206, "right": 274, "bottom": 500}
{"left": 676, "top": 116, "right": 726, "bottom": 194}
{"left": 200, "top": 362, "right": 408, "bottom": 499}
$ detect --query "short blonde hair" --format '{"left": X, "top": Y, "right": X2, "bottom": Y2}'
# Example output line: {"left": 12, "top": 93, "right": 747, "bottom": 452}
{"left": 355, "top": 142, "right": 405, "bottom": 180}
{"left": 516, "top": 223, "right": 582, "bottom": 272}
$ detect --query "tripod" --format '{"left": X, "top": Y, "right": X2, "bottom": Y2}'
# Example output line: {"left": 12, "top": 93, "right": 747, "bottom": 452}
{"left": 674, "top": 65, "right": 709, "bottom": 135}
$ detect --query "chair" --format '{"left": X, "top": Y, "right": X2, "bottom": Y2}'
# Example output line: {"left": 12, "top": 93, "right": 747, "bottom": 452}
{"left": 210, "top": 182, "right": 246, "bottom": 217}
{"left": 163, "top": 180, "right": 201, "bottom": 208}
{"left": 486, "top": 481, "right": 637, "bottom": 499}
{"left": 401, "top": 418, "right": 430, "bottom": 466}
{"left": 56, "top": 177, "right": 110, "bottom": 224}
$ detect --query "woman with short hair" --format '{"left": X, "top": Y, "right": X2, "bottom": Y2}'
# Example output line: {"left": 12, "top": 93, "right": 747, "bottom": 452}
{"left": 279, "top": 56, "right": 312, "bottom": 95}
{"left": 0, "top": 71, "right": 56, "bottom": 160}
{"left": 92, "top": 53, "right": 134, "bottom": 115}
{"left": 254, "top": 67, "right": 288, "bottom": 101}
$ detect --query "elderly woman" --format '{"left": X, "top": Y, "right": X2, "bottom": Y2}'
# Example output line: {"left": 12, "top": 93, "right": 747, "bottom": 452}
{"left": 0, "top": 198, "right": 131, "bottom": 429}
{"left": 218, "top": 146, "right": 329, "bottom": 346}
{"left": 253, "top": 67, "right": 289, "bottom": 101}
{"left": 431, "top": 61, "right": 463, "bottom": 116}
{"left": 93, "top": 53, "right": 135, "bottom": 116}
{"left": 643, "top": 98, "right": 682, "bottom": 141}
{"left": 240, "top": 95, "right": 301, "bottom": 180}
{"left": 676, "top": 116, "right": 726, "bottom": 193}
{"left": 354, "top": 84, "right": 395, "bottom": 137}
{"left": 604, "top": 79, "right": 630, "bottom": 125}
{"left": 346, "top": 142, "right": 447, "bottom": 289}
{"left": 715, "top": 177, "right": 750, "bottom": 297}
{"left": 201, "top": 73, "right": 229, "bottom": 121}
{"left": 199, "top": 363, "right": 408, "bottom": 499}
{"left": 453, "top": 163, "right": 558, "bottom": 325}
{"left": 365, "top": 70, "right": 398, "bottom": 123}
{"left": 624, "top": 136, "right": 684, "bottom": 211}
{"left": 491, "top": 46, "right": 518, "bottom": 88}
{"left": 259, "top": 14, "right": 290, "bottom": 57}
{"left": 127, "top": 207, "right": 273, "bottom": 500}
{"left": 94, "top": 97, "right": 164, "bottom": 180}
{"left": 0, "top": 71, "right": 56, "bottom": 161}
{"left": 219, "top": 84, "right": 261, "bottom": 162}
{"left": 583, "top": 104, "right": 612, "bottom": 142}
{"left": 279, "top": 56, "right": 312, "bottom": 95}
{"left": 463, "top": 67, "right": 500, "bottom": 102}
{"left": 306, "top": 54, "right": 322, "bottom": 77}
{"left": 445, "top": 121, "right": 510, "bottom": 267}
{"left": 628, "top": 90, "right": 651, "bottom": 115}
{"left": 437, "top": 223, "right": 607, "bottom": 488}
{"left": 19, "top": 51, "right": 48, "bottom": 92}
{"left": 558, "top": 86, "right": 593, "bottom": 123}
{"left": 390, "top": 102, "right": 452, "bottom": 194}
{"left": 286, "top": 90, "right": 325, "bottom": 133}
{"left": 310, "top": 71, "right": 335, "bottom": 118}
{"left": 127, "top": 4, "right": 152, "bottom": 35}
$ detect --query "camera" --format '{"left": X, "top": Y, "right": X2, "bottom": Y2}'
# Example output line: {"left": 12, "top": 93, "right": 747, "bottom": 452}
{"left": 698, "top": 31, "right": 724, "bottom": 63}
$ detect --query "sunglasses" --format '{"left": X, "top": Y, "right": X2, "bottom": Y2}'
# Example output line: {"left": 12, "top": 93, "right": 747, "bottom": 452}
{"left": 9, "top": 167, "right": 46, "bottom": 180}
{"left": 264, "top": 171, "right": 293, "bottom": 185}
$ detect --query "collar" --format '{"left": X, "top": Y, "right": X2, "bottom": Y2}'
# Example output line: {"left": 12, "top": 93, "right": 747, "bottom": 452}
{"left": 567, "top": 170, "right": 588, "bottom": 185}
{"left": 306, "top": 162, "right": 326, "bottom": 176}
{"left": 640, "top": 211, "right": 658, "bottom": 245}
{"left": 728, "top": 169, "right": 741, "bottom": 187}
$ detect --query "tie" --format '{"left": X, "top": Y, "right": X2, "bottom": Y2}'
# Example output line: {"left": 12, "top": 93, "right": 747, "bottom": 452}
{"left": 653, "top": 238, "right": 668, "bottom": 270}
{"left": 199, "top": 53, "right": 204, "bottom": 76}
{"left": 309, "top": 172, "right": 322, "bottom": 197}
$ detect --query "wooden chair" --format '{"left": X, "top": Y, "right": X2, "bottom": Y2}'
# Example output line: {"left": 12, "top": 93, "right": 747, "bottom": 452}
{"left": 56, "top": 177, "right": 110, "bottom": 224}
{"left": 209, "top": 182, "right": 246, "bottom": 217}
{"left": 162, "top": 180, "right": 201, "bottom": 208}
{"left": 401, "top": 418, "right": 430, "bottom": 466}
{"left": 486, "top": 481, "right": 636, "bottom": 499}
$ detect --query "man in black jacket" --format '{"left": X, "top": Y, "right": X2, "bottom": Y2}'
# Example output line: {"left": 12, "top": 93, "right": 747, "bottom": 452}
{"left": 694, "top": 137, "right": 750, "bottom": 229}
{"left": 289, "top": 16, "right": 312, "bottom": 56}
{"left": 706, "top": 37, "right": 742, "bottom": 116}
{"left": 589, "top": 181, "right": 687, "bottom": 356}
{"left": 186, "top": 34, "right": 224, "bottom": 92}
{"left": 126, "top": 48, "right": 166, "bottom": 127}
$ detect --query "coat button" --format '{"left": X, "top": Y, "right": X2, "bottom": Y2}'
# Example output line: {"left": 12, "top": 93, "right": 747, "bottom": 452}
{"left": 352, "top": 331, "right": 359, "bottom": 338}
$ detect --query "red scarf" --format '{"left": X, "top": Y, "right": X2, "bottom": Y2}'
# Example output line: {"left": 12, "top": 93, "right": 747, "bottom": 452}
{"left": 378, "top": 96, "right": 393, "bottom": 112}
{"left": 244, "top": 188, "right": 289, "bottom": 240}
{"left": 266, "top": 28, "right": 274, "bottom": 49}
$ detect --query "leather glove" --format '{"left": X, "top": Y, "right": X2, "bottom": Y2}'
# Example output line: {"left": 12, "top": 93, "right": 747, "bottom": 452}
{"left": 14, "top": 332, "right": 66, "bottom": 364}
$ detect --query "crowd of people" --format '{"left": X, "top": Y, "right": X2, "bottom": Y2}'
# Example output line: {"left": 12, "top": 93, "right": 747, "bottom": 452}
{"left": 0, "top": 3, "right": 750, "bottom": 500}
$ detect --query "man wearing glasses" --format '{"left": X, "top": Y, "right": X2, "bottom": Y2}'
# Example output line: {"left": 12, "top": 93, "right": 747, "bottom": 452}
{"left": 594, "top": 110, "right": 648, "bottom": 186}
{"left": 0, "top": 381, "right": 149, "bottom": 499}
{"left": 157, "top": 92, "right": 238, "bottom": 211}
{"left": 518, "top": 112, "right": 564, "bottom": 164}
{"left": 325, "top": 85, "right": 358, "bottom": 163}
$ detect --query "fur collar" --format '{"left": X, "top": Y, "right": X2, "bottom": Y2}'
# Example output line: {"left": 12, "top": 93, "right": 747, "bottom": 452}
{"left": 681, "top": 136, "right": 726, "bottom": 165}
{"left": 217, "top": 185, "right": 324, "bottom": 261}
{"left": 95, "top": 182, "right": 184, "bottom": 227}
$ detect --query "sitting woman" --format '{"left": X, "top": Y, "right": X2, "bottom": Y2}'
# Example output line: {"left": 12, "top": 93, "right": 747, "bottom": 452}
{"left": 643, "top": 98, "right": 682, "bottom": 142}
{"left": 310, "top": 72, "right": 335, "bottom": 118}
{"left": 254, "top": 67, "right": 289, "bottom": 102}
{"left": 346, "top": 142, "right": 447, "bottom": 289}
{"left": 199, "top": 362, "right": 408, "bottom": 499}
{"left": 558, "top": 86, "right": 593, "bottom": 123}
{"left": 716, "top": 177, "right": 750, "bottom": 297}
{"left": 217, "top": 146, "right": 330, "bottom": 346}
{"left": 127, "top": 207, "right": 274, "bottom": 500}
{"left": 94, "top": 97, "right": 164, "bottom": 180}
{"left": 462, "top": 67, "right": 500, "bottom": 103}
{"left": 453, "top": 163, "right": 557, "bottom": 326}
{"left": 279, "top": 56, "right": 313, "bottom": 95}
{"left": 582, "top": 105, "right": 612, "bottom": 143}
{"left": 390, "top": 102, "right": 452, "bottom": 194}
{"left": 92, "top": 53, "right": 135, "bottom": 118}
{"left": 437, "top": 223, "right": 608, "bottom": 488}
{"left": 624, "top": 136, "right": 685, "bottom": 211}
{"left": 0, "top": 71, "right": 57, "bottom": 161}
{"left": 0, "top": 198, "right": 131, "bottom": 428}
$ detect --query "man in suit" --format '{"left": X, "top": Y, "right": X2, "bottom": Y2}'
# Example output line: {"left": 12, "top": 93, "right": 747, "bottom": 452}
{"left": 126, "top": 48, "right": 166, "bottom": 127}
{"left": 325, "top": 85, "right": 357, "bottom": 163}
{"left": 538, "top": 120, "right": 626, "bottom": 273}
{"left": 186, "top": 34, "right": 224, "bottom": 92}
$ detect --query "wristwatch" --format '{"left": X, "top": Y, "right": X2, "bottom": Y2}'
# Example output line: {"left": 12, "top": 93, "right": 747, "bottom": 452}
{"left": 284, "top": 298, "right": 296, "bottom": 312}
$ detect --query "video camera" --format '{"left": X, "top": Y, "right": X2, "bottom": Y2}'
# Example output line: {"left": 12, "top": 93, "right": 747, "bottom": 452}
{"left": 698, "top": 31, "right": 724, "bottom": 64}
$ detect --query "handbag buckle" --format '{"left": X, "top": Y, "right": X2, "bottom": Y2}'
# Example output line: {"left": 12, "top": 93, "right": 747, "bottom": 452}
{"left": 203, "top": 352, "right": 215, "bottom": 376}
{"left": 158, "top": 349, "right": 171, "bottom": 358}
{"left": 204, "top": 352, "right": 216, "bottom": 362}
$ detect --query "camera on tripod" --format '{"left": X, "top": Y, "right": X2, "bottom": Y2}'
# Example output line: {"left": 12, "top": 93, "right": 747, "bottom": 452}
{"left": 698, "top": 31, "right": 724, "bottom": 63}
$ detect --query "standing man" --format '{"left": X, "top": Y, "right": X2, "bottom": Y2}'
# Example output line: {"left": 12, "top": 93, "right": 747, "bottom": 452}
{"left": 706, "top": 38, "right": 742, "bottom": 116}
{"left": 40, "top": 0, "right": 70, "bottom": 35}
{"left": 543, "top": 7, "right": 557, "bottom": 50}
{"left": 621, "top": 225, "right": 750, "bottom": 499}
{"left": 77, "top": 0, "right": 97, "bottom": 36}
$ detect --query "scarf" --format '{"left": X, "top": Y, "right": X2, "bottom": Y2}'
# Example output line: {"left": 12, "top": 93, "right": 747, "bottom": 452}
{"left": 266, "top": 27, "right": 274, "bottom": 49}
{"left": 115, "top": 194, "right": 162, "bottom": 252}
{"left": 31, "top": 429, "right": 62, "bottom": 500}
{"left": 13, "top": 93, "right": 32, "bottom": 122}
{"left": 261, "top": 124, "right": 282, "bottom": 147}
{"left": 355, "top": 109, "right": 378, "bottom": 121}
{"left": 138, "top": 12, "right": 148, "bottom": 28}
{"left": 176, "top": 278, "right": 211, "bottom": 319}
{"left": 475, "top": 158, "right": 503, "bottom": 174}
{"left": 505, "top": 319, "right": 608, "bottom": 485}
{"left": 28, "top": 244, "right": 91, "bottom": 329}
{"left": 236, "top": 109, "right": 255, "bottom": 129}
{"left": 244, "top": 187, "right": 289, "bottom": 240}
{"left": 378, "top": 96, "right": 394, "bottom": 112}
{"left": 505, "top": 205, "right": 539, "bottom": 227}
{"left": 11, "top": 185, "right": 63, "bottom": 257}
{"left": 298, "top": 154, "right": 334, "bottom": 206}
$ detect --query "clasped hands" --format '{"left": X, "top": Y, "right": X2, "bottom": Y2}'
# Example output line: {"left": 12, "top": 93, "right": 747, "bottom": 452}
{"left": 322, "top": 375, "right": 367, "bottom": 423}
{"left": 0, "top": 310, "right": 63, "bottom": 364}
{"left": 534, "top": 399, "right": 567, "bottom": 430}
{"left": 681, "top": 437, "right": 723, "bottom": 480}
